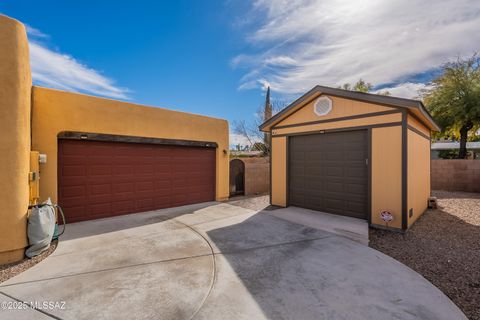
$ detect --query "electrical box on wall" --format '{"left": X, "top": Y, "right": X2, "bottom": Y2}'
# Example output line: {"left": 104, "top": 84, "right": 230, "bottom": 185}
{"left": 39, "top": 153, "right": 47, "bottom": 164}
{"left": 29, "top": 151, "right": 40, "bottom": 205}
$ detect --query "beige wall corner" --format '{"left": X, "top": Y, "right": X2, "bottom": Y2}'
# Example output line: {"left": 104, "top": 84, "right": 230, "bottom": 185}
{"left": 271, "top": 137, "right": 287, "bottom": 206}
{"left": 0, "top": 15, "right": 32, "bottom": 264}
{"left": 371, "top": 126, "right": 403, "bottom": 229}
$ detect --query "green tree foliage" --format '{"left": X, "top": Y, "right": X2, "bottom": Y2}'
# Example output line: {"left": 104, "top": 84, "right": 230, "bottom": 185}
{"left": 339, "top": 79, "right": 390, "bottom": 95}
{"left": 353, "top": 79, "right": 373, "bottom": 92}
{"left": 423, "top": 54, "right": 480, "bottom": 158}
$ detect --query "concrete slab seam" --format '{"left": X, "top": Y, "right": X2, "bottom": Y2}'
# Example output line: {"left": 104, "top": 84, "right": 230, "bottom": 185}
{"left": 0, "top": 253, "right": 213, "bottom": 288}
{"left": 171, "top": 218, "right": 217, "bottom": 320}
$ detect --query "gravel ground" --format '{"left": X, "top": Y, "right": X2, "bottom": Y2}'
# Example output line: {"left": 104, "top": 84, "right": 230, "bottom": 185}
{"left": 0, "top": 240, "right": 57, "bottom": 284}
{"left": 369, "top": 191, "right": 480, "bottom": 320}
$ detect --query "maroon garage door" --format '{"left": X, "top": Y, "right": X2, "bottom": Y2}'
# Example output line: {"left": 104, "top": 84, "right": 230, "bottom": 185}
{"left": 58, "top": 139, "right": 216, "bottom": 223}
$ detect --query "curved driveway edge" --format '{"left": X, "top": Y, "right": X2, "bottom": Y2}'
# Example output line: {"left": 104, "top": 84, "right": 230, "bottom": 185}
{"left": 0, "top": 202, "right": 467, "bottom": 320}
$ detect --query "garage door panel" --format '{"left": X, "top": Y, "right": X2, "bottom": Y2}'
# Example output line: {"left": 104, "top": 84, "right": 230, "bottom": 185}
{"left": 62, "top": 165, "right": 86, "bottom": 177}
{"left": 88, "top": 194, "right": 112, "bottom": 205}
{"left": 60, "top": 196, "right": 86, "bottom": 207}
{"left": 136, "top": 198, "right": 154, "bottom": 211}
{"left": 113, "top": 165, "right": 135, "bottom": 175}
{"left": 113, "top": 182, "right": 134, "bottom": 194}
{"left": 89, "top": 202, "right": 111, "bottom": 216}
{"left": 347, "top": 184, "right": 366, "bottom": 195}
{"left": 305, "top": 197, "right": 324, "bottom": 209}
{"left": 136, "top": 181, "right": 155, "bottom": 191}
{"left": 90, "top": 184, "right": 111, "bottom": 195}
{"left": 345, "top": 150, "right": 365, "bottom": 161}
{"left": 347, "top": 167, "right": 367, "bottom": 178}
{"left": 134, "top": 164, "right": 154, "bottom": 175}
{"left": 290, "top": 194, "right": 305, "bottom": 206}
{"left": 289, "top": 130, "right": 367, "bottom": 220}
{"left": 58, "top": 139, "right": 216, "bottom": 223}
{"left": 60, "top": 155, "right": 86, "bottom": 165}
{"left": 89, "top": 165, "right": 112, "bottom": 176}
{"left": 112, "top": 200, "right": 135, "bottom": 214}
{"left": 65, "top": 206, "right": 87, "bottom": 219}
{"left": 324, "top": 151, "right": 343, "bottom": 161}
{"left": 61, "top": 185, "right": 85, "bottom": 198}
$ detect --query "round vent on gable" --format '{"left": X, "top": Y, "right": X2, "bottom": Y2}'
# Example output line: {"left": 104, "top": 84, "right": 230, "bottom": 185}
{"left": 314, "top": 96, "right": 332, "bottom": 116}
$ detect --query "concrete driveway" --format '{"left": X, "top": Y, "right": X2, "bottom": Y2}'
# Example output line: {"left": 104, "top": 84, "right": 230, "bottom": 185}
{"left": 0, "top": 200, "right": 466, "bottom": 320}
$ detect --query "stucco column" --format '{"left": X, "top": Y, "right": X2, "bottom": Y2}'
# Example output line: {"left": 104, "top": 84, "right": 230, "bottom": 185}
{"left": 0, "top": 15, "right": 32, "bottom": 264}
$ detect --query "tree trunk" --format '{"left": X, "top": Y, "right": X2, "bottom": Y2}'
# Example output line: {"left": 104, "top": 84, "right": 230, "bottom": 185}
{"left": 458, "top": 121, "right": 473, "bottom": 159}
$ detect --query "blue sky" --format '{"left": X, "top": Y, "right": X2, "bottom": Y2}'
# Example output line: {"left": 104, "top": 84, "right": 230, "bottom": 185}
{"left": 1, "top": 1, "right": 479, "bottom": 145}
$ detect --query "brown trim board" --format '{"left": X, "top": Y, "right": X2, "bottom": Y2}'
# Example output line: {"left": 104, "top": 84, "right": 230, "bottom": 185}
{"left": 272, "top": 121, "right": 402, "bottom": 137}
{"left": 286, "top": 136, "right": 290, "bottom": 206}
{"left": 401, "top": 110, "right": 408, "bottom": 230}
{"left": 407, "top": 125, "right": 430, "bottom": 140}
{"left": 367, "top": 128, "right": 372, "bottom": 225}
{"left": 57, "top": 131, "right": 218, "bottom": 148}
{"left": 269, "top": 129, "right": 272, "bottom": 205}
{"left": 273, "top": 110, "right": 401, "bottom": 130}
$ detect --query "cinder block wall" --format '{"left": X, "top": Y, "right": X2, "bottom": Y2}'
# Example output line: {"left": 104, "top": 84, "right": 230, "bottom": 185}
{"left": 431, "top": 160, "right": 480, "bottom": 193}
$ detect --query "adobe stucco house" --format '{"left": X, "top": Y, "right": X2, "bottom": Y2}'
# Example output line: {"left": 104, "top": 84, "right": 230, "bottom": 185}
{"left": 260, "top": 86, "right": 440, "bottom": 232}
{"left": 0, "top": 15, "right": 229, "bottom": 264}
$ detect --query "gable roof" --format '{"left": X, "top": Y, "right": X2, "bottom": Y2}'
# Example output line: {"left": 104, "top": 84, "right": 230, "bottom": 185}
{"left": 259, "top": 85, "right": 440, "bottom": 132}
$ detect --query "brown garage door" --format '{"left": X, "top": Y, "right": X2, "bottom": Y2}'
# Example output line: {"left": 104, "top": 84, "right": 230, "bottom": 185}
{"left": 58, "top": 139, "right": 216, "bottom": 223}
{"left": 289, "top": 130, "right": 367, "bottom": 219}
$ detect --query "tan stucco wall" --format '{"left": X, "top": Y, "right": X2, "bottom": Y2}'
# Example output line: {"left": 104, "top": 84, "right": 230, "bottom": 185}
{"left": 0, "top": 15, "right": 32, "bottom": 264}
{"left": 371, "top": 126, "right": 403, "bottom": 229}
{"left": 271, "top": 137, "right": 287, "bottom": 206}
{"left": 276, "top": 95, "right": 393, "bottom": 127}
{"left": 407, "top": 129, "right": 431, "bottom": 226}
{"left": 32, "top": 87, "right": 230, "bottom": 205}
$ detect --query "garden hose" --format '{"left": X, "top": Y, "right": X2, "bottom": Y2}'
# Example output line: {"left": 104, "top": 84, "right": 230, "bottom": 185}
{"left": 55, "top": 204, "right": 66, "bottom": 237}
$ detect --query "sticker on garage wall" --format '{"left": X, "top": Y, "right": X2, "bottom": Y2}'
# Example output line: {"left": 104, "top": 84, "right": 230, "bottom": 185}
{"left": 380, "top": 210, "right": 394, "bottom": 223}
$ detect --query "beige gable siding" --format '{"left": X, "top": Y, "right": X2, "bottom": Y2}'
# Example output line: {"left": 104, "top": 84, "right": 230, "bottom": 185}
{"left": 272, "top": 113, "right": 402, "bottom": 136}
{"left": 408, "top": 114, "right": 430, "bottom": 136}
{"left": 276, "top": 95, "right": 394, "bottom": 127}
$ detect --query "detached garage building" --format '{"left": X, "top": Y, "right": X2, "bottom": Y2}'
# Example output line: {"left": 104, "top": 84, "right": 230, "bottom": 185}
{"left": 260, "top": 86, "right": 440, "bottom": 231}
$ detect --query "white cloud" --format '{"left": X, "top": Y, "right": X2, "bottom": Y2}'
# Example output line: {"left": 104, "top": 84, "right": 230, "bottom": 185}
{"left": 229, "top": 132, "right": 258, "bottom": 147}
{"left": 373, "top": 82, "right": 432, "bottom": 99}
{"left": 27, "top": 28, "right": 130, "bottom": 100}
{"left": 235, "top": 0, "right": 480, "bottom": 95}
{"left": 25, "top": 25, "right": 49, "bottom": 39}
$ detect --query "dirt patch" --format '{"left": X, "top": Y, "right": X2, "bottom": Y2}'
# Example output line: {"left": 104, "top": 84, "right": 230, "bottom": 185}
{"left": 0, "top": 240, "right": 57, "bottom": 284}
{"left": 226, "top": 194, "right": 270, "bottom": 211}
{"left": 369, "top": 191, "right": 480, "bottom": 320}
